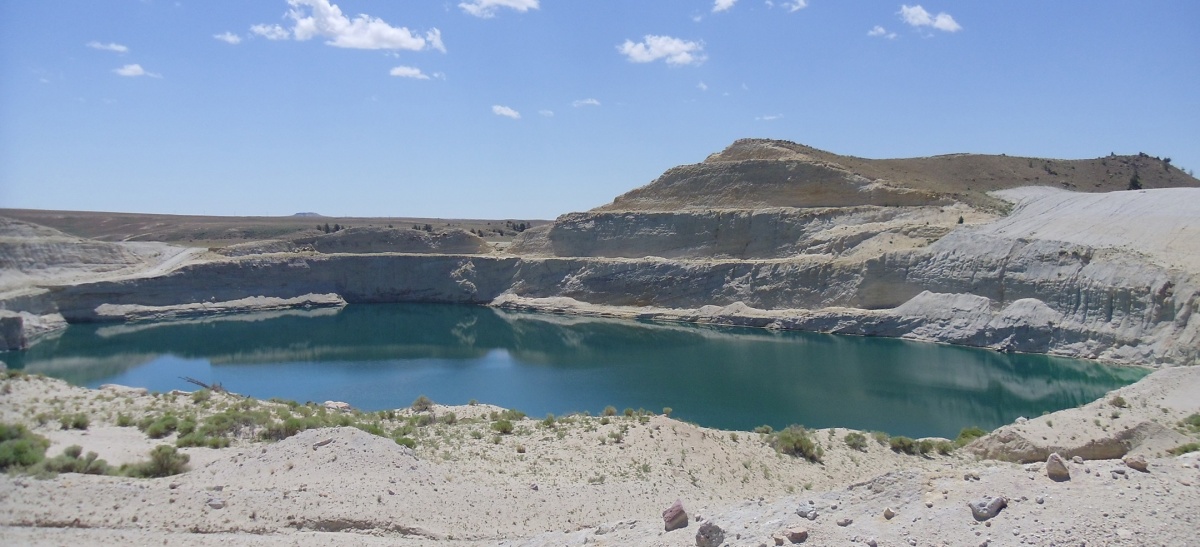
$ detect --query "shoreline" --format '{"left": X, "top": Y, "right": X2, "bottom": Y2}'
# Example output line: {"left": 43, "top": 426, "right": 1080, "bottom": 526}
{"left": 1, "top": 366, "right": 1198, "bottom": 545}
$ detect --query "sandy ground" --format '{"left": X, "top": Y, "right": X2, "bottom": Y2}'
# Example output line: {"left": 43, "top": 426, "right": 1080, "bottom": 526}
{"left": 1, "top": 367, "right": 1197, "bottom": 546}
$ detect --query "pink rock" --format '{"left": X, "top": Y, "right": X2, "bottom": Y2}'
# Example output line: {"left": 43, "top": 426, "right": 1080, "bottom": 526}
{"left": 662, "top": 499, "right": 688, "bottom": 531}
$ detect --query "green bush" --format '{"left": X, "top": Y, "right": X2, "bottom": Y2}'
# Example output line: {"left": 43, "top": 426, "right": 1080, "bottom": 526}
{"left": 871, "top": 431, "right": 890, "bottom": 446}
{"left": 844, "top": 432, "right": 868, "bottom": 451}
{"left": 116, "top": 413, "right": 134, "bottom": 427}
{"left": 192, "top": 389, "right": 212, "bottom": 405}
{"left": 60, "top": 413, "right": 89, "bottom": 430}
{"left": 492, "top": 419, "right": 514, "bottom": 435}
{"left": 0, "top": 423, "right": 50, "bottom": 470}
{"left": 1183, "top": 413, "right": 1200, "bottom": 433}
{"left": 955, "top": 426, "right": 987, "bottom": 447}
{"left": 439, "top": 412, "right": 458, "bottom": 425}
{"left": 141, "top": 414, "right": 180, "bottom": 439}
{"left": 541, "top": 414, "right": 556, "bottom": 428}
{"left": 935, "top": 440, "right": 955, "bottom": 455}
{"left": 1168, "top": 442, "right": 1199, "bottom": 456}
{"left": 39, "top": 445, "right": 110, "bottom": 476}
{"left": 125, "top": 445, "right": 190, "bottom": 478}
{"left": 602, "top": 406, "right": 617, "bottom": 417}
{"left": 1109, "top": 396, "right": 1128, "bottom": 408}
{"left": 623, "top": 408, "right": 635, "bottom": 417}
{"left": 917, "top": 439, "right": 935, "bottom": 456}
{"left": 889, "top": 436, "right": 917, "bottom": 455}
{"left": 394, "top": 436, "right": 416, "bottom": 449}
{"left": 771, "top": 425, "right": 823, "bottom": 463}
{"left": 753, "top": 425, "right": 774, "bottom": 434}
{"left": 411, "top": 395, "right": 434, "bottom": 413}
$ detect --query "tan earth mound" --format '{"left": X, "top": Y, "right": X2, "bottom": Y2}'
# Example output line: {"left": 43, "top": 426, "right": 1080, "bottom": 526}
{"left": 599, "top": 138, "right": 1198, "bottom": 213}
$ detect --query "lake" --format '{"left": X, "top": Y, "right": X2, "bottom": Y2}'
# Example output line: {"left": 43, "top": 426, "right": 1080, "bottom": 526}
{"left": 6, "top": 303, "right": 1147, "bottom": 438}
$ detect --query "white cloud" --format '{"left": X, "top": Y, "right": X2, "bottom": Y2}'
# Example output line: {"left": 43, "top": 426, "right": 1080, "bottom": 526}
{"left": 539, "top": 109, "right": 554, "bottom": 117}
{"left": 755, "top": 114, "right": 783, "bottom": 121}
{"left": 697, "top": 81, "right": 708, "bottom": 91}
{"left": 572, "top": 98, "right": 601, "bottom": 108}
{"left": 213, "top": 32, "right": 242, "bottom": 44}
{"left": 389, "top": 66, "right": 430, "bottom": 79}
{"left": 899, "top": 5, "right": 961, "bottom": 32}
{"left": 250, "top": 24, "right": 290, "bottom": 40}
{"left": 459, "top": 0, "right": 539, "bottom": 18}
{"left": 286, "top": 0, "right": 439, "bottom": 50}
{"left": 713, "top": 0, "right": 737, "bottom": 13}
{"left": 492, "top": 105, "right": 521, "bottom": 119}
{"left": 250, "top": 0, "right": 442, "bottom": 51}
{"left": 425, "top": 28, "right": 446, "bottom": 53}
{"left": 617, "top": 35, "right": 706, "bottom": 66}
{"left": 87, "top": 41, "right": 128, "bottom": 53}
{"left": 113, "top": 64, "right": 160, "bottom": 78}
{"left": 765, "top": 0, "right": 807, "bottom": 12}
{"left": 868, "top": 25, "right": 897, "bottom": 39}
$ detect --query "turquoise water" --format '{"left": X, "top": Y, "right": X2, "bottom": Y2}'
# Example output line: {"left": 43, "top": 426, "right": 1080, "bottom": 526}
{"left": 7, "top": 303, "right": 1147, "bottom": 438}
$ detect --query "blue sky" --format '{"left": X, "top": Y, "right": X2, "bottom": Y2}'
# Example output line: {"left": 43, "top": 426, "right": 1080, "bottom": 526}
{"left": 1, "top": 1, "right": 1197, "bottom": 219}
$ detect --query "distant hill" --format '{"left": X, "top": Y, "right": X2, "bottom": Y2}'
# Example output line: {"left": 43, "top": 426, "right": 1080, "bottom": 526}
{"left": 601, "top": 139, "right": 1200, "bottom": 212}
{"left": 292, "top": 212, "right": 324, "bottom": 217}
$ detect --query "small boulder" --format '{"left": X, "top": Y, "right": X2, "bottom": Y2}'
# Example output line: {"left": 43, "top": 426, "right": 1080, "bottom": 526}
{"left": 1046, "top": 453, "right": 1070, "bottom": 482}
{"left": 883, "top": 507, "right": 896, "bottom": 520}
{"left": 663, "top": 499, "right": 688, "bottom": 531}
{"left": 784, "top": 527, "right": 809, "bottom": 543}
{"left": 207, "top": 497, "right": 225, "bottom": 510}
{"left": 796, "top": 501, "right": 818, "bottom": 520}
{"left": 968, "top": 496, "right": 1007, "bottom": 521}
{"left": 323, "top": 401, "right": 351, "bottom": 412}
{"left": 836, "top": 517, "right": 853, "bottom": 527}
{"left": 695, "top": 522, "right": 725, "bottom": 547}
{"left": 1124, "top": 455, "right": 1149, "bottom": 472}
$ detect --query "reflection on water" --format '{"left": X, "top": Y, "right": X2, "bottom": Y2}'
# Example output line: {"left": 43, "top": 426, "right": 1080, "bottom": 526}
{"left": 7, "top": 303, "right": 1147, "bottom": 438}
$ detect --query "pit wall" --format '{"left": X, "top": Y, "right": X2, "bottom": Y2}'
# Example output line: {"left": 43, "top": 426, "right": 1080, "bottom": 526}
{"left": 32, "top": 237, "right": 1199, "bottom": 366}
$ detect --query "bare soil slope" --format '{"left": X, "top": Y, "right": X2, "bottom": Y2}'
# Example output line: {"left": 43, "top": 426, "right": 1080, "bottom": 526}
{"left": 601, "top": 139, "right": 1198, "bottom": 212}
{"left": 0, "top": 209, "right": 547, "bottom": 248}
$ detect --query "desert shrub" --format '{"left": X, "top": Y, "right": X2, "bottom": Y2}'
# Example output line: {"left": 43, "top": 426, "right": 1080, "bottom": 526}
{"left": 140, "top": 414, "right": 180, "bottom": 439}
{"left": 771, "top": 425, "right": 823, "bottom": 463}
{"left": 935, "top": 440, "right": 955, "bottom": 455}
{"left": 889, "top": 436, "right": 917, "bottom": 455}
{"left": 1183, "top": 413, "right": 1200, "bottom": 432}
{"left": 192, "top": 389, "right": 212, "bottom": 405}
{"left": 439, "top": 412, "right": 458, "bottom": 426}
{"left": 623, "top": 408, "right": 635, "bottom": 417}
{"left": 917, "top": 439, "right": 935, "bottom": 456}
{"left": 1168, "top": 442, "right": 1199, "bottom": 456}
{"left": 498, "top": 409, "right": 525, "bottom": 421}
{"left": 60, "top": 413, "right": 89, "bottom": 430}
{"left": 39, "top": 445, "right": 110, "bottom": 476}
{"left": 662, "top": 407, "right": 673, "bottom": 417}
{"left": 955, "top": 426, "right": 987, "bottom": 447}
{"left": 1110, "top": 396, "right": 1128, "bottom": 408}
{"left": 354, "top": 422, "right": 386, "bottom": 437}
{"left": 410, "top": 395, "right": 434, "bottom": 413}
{"left": 394, "top": 436, "right": 416, "bottom": 449}
{"left": 0, "top": 423, "right": 50, "bottom": 470}
{"left": 125, "top": 445, "right": 190, "bottom": 478}
{"left": 541, "top": 414, "right": 556, "bottom": 428}
{"left": 844, "top": 432, "right": 868, "bottom": 451}
{"left": 116, "top": 413, "right": 134, "bottom": 427}
{"left": 753, "top": 425, "right": 774, "bottom": 435}
{"left": 603, "top": 406, "right": 617, "bottom": 417}
{"left": 491, "top": 419, "right": 514, "bottom": 435}
{"left": 871, "top": 431, "right": 890, "bottom": 446}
